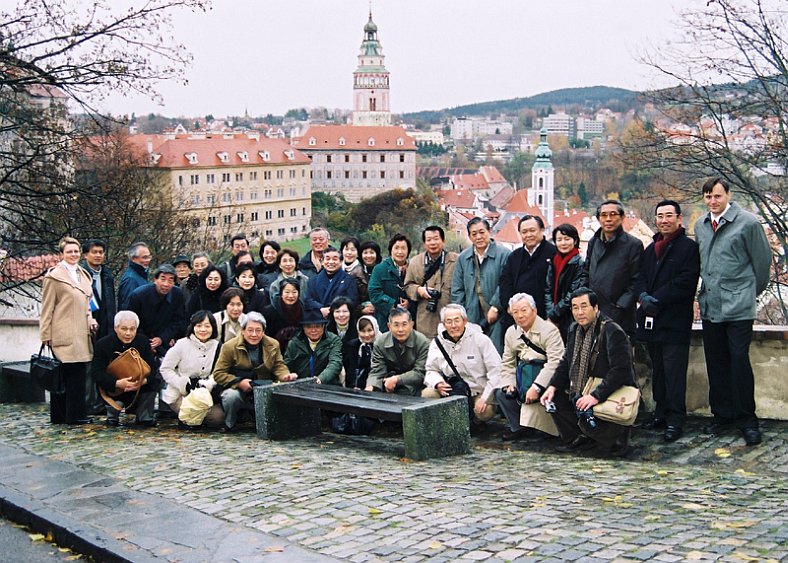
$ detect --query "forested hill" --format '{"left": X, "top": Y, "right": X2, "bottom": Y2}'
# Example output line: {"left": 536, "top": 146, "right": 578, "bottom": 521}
{"left": 401, "top": 86, "right": 640, "bottom": 123}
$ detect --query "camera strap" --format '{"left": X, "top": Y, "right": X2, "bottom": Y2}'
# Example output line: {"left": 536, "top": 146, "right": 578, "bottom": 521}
{"left": 433, "top": 336, "right": 463, "bottom": 382}
{"left": 421, "top": 251, "right": 444, "bottom": 286}
{"left": 519, "top": 333, "right": 546, "bottom": 358}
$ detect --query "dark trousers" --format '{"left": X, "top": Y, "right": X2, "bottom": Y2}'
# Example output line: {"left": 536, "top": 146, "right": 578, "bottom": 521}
{"left": 50, "top": 362, "right": 88, "bottom": 424}
{"left": 701, "top": 319, "right": 758, "bottom": 429}
{"left": 647, "top": 342, "right": 689, "bottom": 427}
{"left": 549, "top": 388, "right": 628, "bottom": 448}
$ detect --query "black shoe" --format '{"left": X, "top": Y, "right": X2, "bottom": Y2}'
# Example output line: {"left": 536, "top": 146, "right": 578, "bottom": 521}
{"left": 501, "top": 427, "right": 531, "bottom": 441}
{"left": 555, "top": 435, "right": 595, "bottom": 453}
{"left": 644, "top": 418, "right": 666, "bottom": 430}
{"left": 607, "top": 443, "right": 631, "bottom": 458}
{"left": 105, "top": 419, "right": 119, "bottom": 427}
{"left": 663, "top": 425, "right": 683, "bottom": 442}
{"left": 69, "top": 418, "right": 94, "bottom": 425}
{"left": 741, "top": 427, "right": 762, "bottom": 446}
{"left": 219, "top": 425, "right": 236, "bottom": 434}
{"left": 705, "top": 419, "right": 734, "bottom": 434}
{"left": 134, "top": 420, "right": 157, "bottom": 428}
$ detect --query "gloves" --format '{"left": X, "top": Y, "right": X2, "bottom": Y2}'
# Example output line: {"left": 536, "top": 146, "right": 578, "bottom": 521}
{"left": 198, "top": 378, "right": 216, "bottom": 392}
{"left": 639, "top": 293, "right": 660, "bottom": 316}
{"left": 185, "top": 378, "right": 200, "bottom": 394}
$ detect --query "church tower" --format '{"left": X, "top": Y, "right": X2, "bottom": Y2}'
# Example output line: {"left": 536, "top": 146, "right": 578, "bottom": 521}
{"left": 352, "top": 9, "right": 391, "bottom": 126}
{"left": 529, "top": 128, "right": 555, "bottom": 229}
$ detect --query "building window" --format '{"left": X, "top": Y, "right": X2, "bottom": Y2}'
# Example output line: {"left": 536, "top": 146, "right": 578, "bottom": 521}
{"left": 178, "top": 175, "right": 183, "bottom": 187}
{"left": 278, "top": 228, "right": 286, "bottom": 236}
{"left": 538, "top": 177, "right": 544, "bottom": 188}
{"left": 207, "top": 194, "right": 216, "bottom": 204}
{"left": 277, "top": 188, "right": 284, "bottom": 198}
{"left": 207, "top": 173, "right": 215, "bottom": 183}
{"left": 302, "top": 207, "right": 307, "bottom": 215}
{"left": 362, "top": 171, "right": 367, "bottom": 179}
{"left": 327, "top": 171, "right": 332, "bottom": 179}
{"left": 345, "top": 170, "right": 350, "bottom": 179}
{"left": 399, "top": 153, "right": 405, "bottom": 162}
{"left": 236, "top": 213, "right": 244, "bottom": 223}
{"left": 380, "top": 154, "right": 385, "bottom": 163}
{"left": 207, "top": 216, "right": 217, "bottom": 226}
{"left": 344, "top": 154, "right": 350, "bottom": 163}
{"left": 396, "top": 138, "right": 404, "bottom": 146}
{"left": 538, "top": 194, "right": 543, "bottom": 205}
{"left": 291, "top": 226, "right": 298, "bottom": 234}
{"left": 380, "top": 171, "right": 385, "bottom": 179}
{"left": 251, "top": 211, "right": 259, "bottom": 222}
{"left": 235, "top": 172, "right": 243, "bottom": 182}
{"left": 222, "top": 173, "right": 231, "bottom": 183}
{"left": 367, "top": 137, "right": 375, "bottom": 147}
{"left": 308, "top": 137, "right": 316, "bottom": 146}
{"left": 223, "top": 215, "right": 231, "bottom": 225}
{"left": 290, "top": 208, "right": 296, "bottom": 217}
{"left": 326, "top": 155, "right": 332, "bottom": 163}
{"left": 276, "top": 170, "right": 284, "bottom": 179}
{"left": 264, "top": 171, "right": 272, "bottom": 180}
{"left": 265, "top": 189, "right": 272, "bottom": 199}
{"left": 290, "top": 187, "right": 296, "bottom": 196}
{"left": 236, "top": 191, "right": 243, "bottom": 202}
{"left": 362, "top": 154, "right": 367, "bottom": 163}
{"left": 265, "top": 229, "right": 273, "bottom": 237}
{"left": 190, "top": 174, "right": 199, "bottom": 185}
{"left": 399, "top": 170, "right": 404, "bottom": 179}
{"left": 265, "top": 210, "right": 273, "bottom": 220}
{"left": 250, "top": 171, "right": 257, "bottom": 181}
{"left": 277, "top": 209, "right": 284, "bottom": 218}
{"left": 339, "top": 137, "right": 345, "bottom": 146}
{"left": 251, "top": 191, "right": 258, "bottom": 200}
{"left": 289, "top": 170, "right": 296, "bottom": 178}
{"left": 191, "top": 194, "right": 200, "bottom": 205}
{"left": 222, "top": 192, "right": 231, "bottom": 203}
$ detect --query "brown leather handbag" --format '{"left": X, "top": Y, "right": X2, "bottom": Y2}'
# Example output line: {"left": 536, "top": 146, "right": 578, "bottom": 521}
{"left": 99, "top": 348, "right": 151, "bottom": 412}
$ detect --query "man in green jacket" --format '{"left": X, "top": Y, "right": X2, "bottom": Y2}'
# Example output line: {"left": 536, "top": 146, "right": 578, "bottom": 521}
{"left": 283, "top": 309, "right": 343, "bottom": 385}
{"left": 366, "top": 307, "right": 429, "bottom": 396}
{"left": 213, "top": 312, "right": 296, "bottom": 431}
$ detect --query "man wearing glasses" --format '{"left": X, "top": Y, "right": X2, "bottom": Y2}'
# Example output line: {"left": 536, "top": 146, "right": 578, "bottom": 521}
{"left": 634, "top": 200, "right": 699, "bottom": 442}
{"left": 583, "top": 200, "right": 643, "bottom": 336}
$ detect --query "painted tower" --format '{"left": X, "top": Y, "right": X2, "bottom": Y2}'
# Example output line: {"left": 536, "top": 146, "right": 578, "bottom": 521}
{"left": 529, "top": 128, "right": 555, "bottom": 229}
{"left": 352, "top": 9, "right": 391, "bottom": 126}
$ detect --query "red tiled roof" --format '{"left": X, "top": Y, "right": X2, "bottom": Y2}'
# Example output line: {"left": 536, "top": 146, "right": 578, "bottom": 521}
{"left": 438, "top": 189, "right": 477, "bottom": 209}
{"left": 553, "top": 210, "right": 590, "bottom": 231}
{"left": 126, "top": 134, "right": 309, "bottom": 168}
{"left": 495, "top": 217, "right": 522, "bottom": 244}
{"left": 503, "top": 191, "right": 546, "bottom": 222}
{"left": 489, "top": 185, "right": 515, "bottom": 208}
{"left": 0, "top": 254, "right": 60, "bottom": 283}
{"left": 293, "top": 125, "right": 417, "bottom": 151}
{"left": 478, "top": 165, "right": 507, "bottom": 185}
{"left": 450, "top": 173, "right": 489, "bottom": 191}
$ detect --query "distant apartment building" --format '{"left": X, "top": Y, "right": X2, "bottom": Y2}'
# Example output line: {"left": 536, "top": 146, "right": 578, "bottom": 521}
{"left": 450, "top": 117, "right": 513, "bottom": 143}
{"left": 129, "top": 133, "right": 312, "bottom": 245}
{"left": 542, "top": 112, "right": 576, "bottom": 139}
{"left": 576, "top": 117, "right": 605, "bottom": 140}
{"left": 407, "top": 130, "right": 445, "bottom": 145}
{"left": 293, "top": 125, "right": 417, "bottom": 202}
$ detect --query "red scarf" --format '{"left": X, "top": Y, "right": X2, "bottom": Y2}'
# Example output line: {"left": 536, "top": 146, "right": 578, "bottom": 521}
{"left": 552, "top": 247, "right": 579, "bottom": 303}
{"left": 654, "top": 227, "right": 684, "bottom": 260}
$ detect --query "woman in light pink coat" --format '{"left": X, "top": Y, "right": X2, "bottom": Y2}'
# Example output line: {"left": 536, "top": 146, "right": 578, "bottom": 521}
{"left": 40, "top": 237, "right": 97, "bottom": 424}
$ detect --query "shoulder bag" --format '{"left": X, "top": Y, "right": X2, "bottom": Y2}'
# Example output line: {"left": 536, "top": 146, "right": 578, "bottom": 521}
{"left": 30, "top": 344, "right": 64, "bottom": 394}
{"left": 582, "top": 377, "right": 640, "bottom": 426}
{"left": 433, "top": 337, "right": 473, "bottom": 420}
{"left": 99, "top": 347, "right": 151, "bottom": 412}
{"left": 515, "top": 334, "right": 546, "bottom": 403}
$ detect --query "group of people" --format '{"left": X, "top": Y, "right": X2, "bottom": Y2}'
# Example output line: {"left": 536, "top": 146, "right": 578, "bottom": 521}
{"left": 39, "top": 177, "right": 772, "bottom": 452}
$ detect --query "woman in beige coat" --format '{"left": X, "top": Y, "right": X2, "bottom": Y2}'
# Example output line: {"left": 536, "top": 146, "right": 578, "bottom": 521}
{"left": 40, "top": 237, "right": 97, "bottom": 424}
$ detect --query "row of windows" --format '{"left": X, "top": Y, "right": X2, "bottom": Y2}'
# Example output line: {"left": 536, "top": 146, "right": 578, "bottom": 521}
{"left": 221, "top": 225, "right": 306, "bottom": 244}
{"left": 187, "top": 186, "right": 308, "bottom": 205}
{"left": 206, "top": 207, "right": 308, "bottom": 225}
{"left": 179, "top": 169, "right": 302, "bottom": 186}
{"left": 324, "top": 153, "right": 407, "bottom": 164}
{"left": 316, "top": 169, "right": 413, "bottom": 180}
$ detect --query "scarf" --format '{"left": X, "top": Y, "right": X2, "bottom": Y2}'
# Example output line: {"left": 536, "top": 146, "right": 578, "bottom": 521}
{"left": 342, "top": 260, "right": 360, "bottom": 273}
{"left": 654, "top": 227, "right": 684, "bottom": 260}
{"left": 551, "top": 248, "right": 579, "bottom": 303}
{"left": 569, "top": 316, "right": 599, "bottom": 395}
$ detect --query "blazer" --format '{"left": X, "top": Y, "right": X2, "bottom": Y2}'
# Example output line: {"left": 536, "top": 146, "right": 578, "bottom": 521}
{"left": 117, "top": 261, "right": 148, "bottom": 310}
{"left": 305, "top": 268, "right": 359, "bottom": 311}
{"left": 39, "top": 263, "right": 95, "bottom": 363}
{"left": 80, "top": 260, "right": 116, "bottom": 340}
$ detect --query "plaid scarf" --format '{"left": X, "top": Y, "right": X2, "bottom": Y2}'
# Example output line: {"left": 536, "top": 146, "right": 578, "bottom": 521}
{"left": 569, "top": 316, "right": 600, "bottom": 394}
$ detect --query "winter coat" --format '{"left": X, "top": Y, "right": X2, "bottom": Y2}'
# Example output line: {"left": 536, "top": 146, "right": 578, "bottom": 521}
{"left": 262, "top": 300, "right": 303, "bottom": 353}
{"left": 187, "top": 287, "right": 223, "bottom": 315}
{"left": 499, "top": 241, "right": 556, "bottom": 321}
{"left": 39, "top": 263, "right": 95, "bottom": 363}
{"left": 213, "top": 310, "right": 247, "bottom": 344}
{"left": 159, "top": 335, "right": 219, "bottom": 404}
{"left": 283, "top": 330, "right": 343, "bottom": 385}
{"left": 90, "top": 330, "right": 158, "bottom": 395}
{"left": 367, "top": 329, "right": 430, "bottom": 396}
{"left": 583, "top": 227, "right": 643, "bottom": 335}
{"left": 451, "top": 241, "right": 511, "bottom": 352}
{"left": 634, "top": 229, "right": 700, "bottom": 343}
{"left": 117, "top": 261, "right": 148, "bottom": 310}
{"left": 694, "top": 202, "right": 772, "bottom": 322}
{"left": 297, "top": 251, "right": 322, "bottom": 282}
{"left": 268, "top": 272, "right": 309, "bottom": 304}
{"left": 368, "top": 257, "right": 409, "bottom": 328}
{"left": 213, "top": 333, "right": 290, "bottom": 389}
{"left": 126, "top": 284, "right": 186, "bottom": 355}
{"left": 81, "top": 261, "right": 116, "bottom": 340}
{"left": 305, "top": 269, "right": 359, "bottom": 311}
{"left": 544, "top": 253, "right": 587, "bottom": 341}
{"left": 403, "top": 251, "right": 458, "bottom": 339}
{"left": 424, "top": 322, "right": 501, "bottom": 403}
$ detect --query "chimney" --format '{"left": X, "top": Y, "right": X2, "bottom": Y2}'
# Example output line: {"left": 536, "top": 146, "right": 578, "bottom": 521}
{"left": 146, "top": 139, "right": 153, "bottom": 154}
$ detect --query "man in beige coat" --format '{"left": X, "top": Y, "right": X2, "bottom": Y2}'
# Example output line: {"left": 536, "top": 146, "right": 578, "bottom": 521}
{"left": 404, "top": 226, "right": 458, "bottom": 339}
{"left": 495, "top": 293, "right": 565, "bottom": 440}
{"left": 40, "top": 236, "right": 97, "bottom": 424}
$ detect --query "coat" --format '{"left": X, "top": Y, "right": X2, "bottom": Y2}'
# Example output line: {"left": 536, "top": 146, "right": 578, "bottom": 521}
{"left": 213, "top": 333, "right": 290, "bottom": 389}
{"left": 81, "top": 260, "right": 116, "bottom": 340}
{"left": 367, "top": 329, "right": 430, "bottom": 396}
{"left": 126, "top": 284, "right": 186, "bottom": 354}
{"left": 583, "top": 227, "right": 643, "bottom": 335}
{"left": 268, "top": 272, "right": 310, "bottom": 304}
{"left": 694, "top": 202, "right": 772, "bottom": 322}
{"left": 634, "top": 229, "right": 700, "bottom": 343}
{"left": 499, "top": 241, "right": 556, "bottom": 321}
{"left": 213, "top": 310, "right": 246, "bottom": 344}
{"left": 424, "top": 322, "right": 501, "bottom": 403}
{"left": 451, "top": 241, "right": 511, "bottom": 352}
{"left": 40, "top": 263, "right": 95, "bottom": 363}
{"left": 544, "top": 253, "right": 587, "bottom": 341}
{"left": 90, "top": 330, "right": 158, "bottom": 395}
{"left": 549, "top": 314, "right": 636, "bottom": 402}
{"left": 501, "top": 316, "right": 565, "bottom": 435}
{"left": 305, "top": 268, "right": 359, "bottom": 311}
{"left": 283, "top": 330, "right": 343, "bottom": 385}
{"left": 297, "top": 250, "right": 322, "bottom": 282}
{"left": 403, "top": 251, "right": 458, "bottom": 339}
{"left": 159, "top": 334, "right": 219, "bottom": 404}
{"left": 368, "top": 257, "right": 409, "bottom": 328}
{"left": 117, "top": 261, "right": 148, "bottom": 310}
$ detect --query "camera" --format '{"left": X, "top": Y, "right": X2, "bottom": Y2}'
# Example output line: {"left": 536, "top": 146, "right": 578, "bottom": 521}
{"left": 644, "top": 316, "right": 654, "bottom": 330}
{"left": 425, "top": 288, "right": 442, "bottom": 312}
{"left": 544, "top": 400, "right": 556, "bottom": 413}
{"left": 571, "top": 392, "right": 597, "bottom": 429}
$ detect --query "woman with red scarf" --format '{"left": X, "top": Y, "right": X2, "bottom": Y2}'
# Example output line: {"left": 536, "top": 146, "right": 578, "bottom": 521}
{"left": 544, "top": 224, "right": 588, "bottom": 341}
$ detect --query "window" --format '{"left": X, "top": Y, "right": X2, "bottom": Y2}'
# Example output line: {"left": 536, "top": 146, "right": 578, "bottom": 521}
{"left": 191, "top": 194, "right": 200, "bottom": 205}
{"left": 265, "top": 229, "right": 273, "bottom": 237}
{"left": 251, "top": 191, "right": 258, "bottom": 200}
{"left": 222, "top": 192, "right": 231, "bottom": 203}
{"left": 380, "top": 171, "right": 385, "bottom": 179}
{"left": 265, "top": 210, "right": 273, "bottom": 220}
{"left": 235, "top": 172, "right": 243, "bottom": 182}
{"left": 290, "top": 188, "right": 296, "bottom": 196}
{"left": 289, "top": 170, "right": 296, "bottom": 178}
{"left": 223, "top": 215, "right": 231, "bottom": 225}
{"left": 237, "top": 151, "right": 249, "bottom": 162}
{"left": 207, "top": 216, "right": 217, "bottom": 226}
{"left": 326, "top": 155, "right": 332, "bottom": 163}
{"left": 291, "top": 227, "right": 298, "bottom": 234}
{"left": 362, "top": 154, "right": 367, "bottom": 163}
{"left": 217, "top": 151, "right": 229, "bottom": 163}
{"left": 185, "top": 152, "right": 198, "bottom": 164}
{"left": 207, "top": 194, "right": 216, "bottom": 204}
{"left": 327, "top": 171, "right": 332, "bottom": 179}
{"left": 380, "top": 154, "right": 385, "bottom": 163}
{"left": 362, "top": 171, "right": 368, "bottom": 179}
{"left": 345, "top": 170, "right": 350, "bottom": 179}
{"left": 339, "top": 137, "right": 345, "bottom": 146}
{"left": 178, "top": 176, "right": 183, "bottom": 187}
{"left": 344, "top": 154, "right": 350, "bottom": 163}
{"left": 290, "top": 208, "right": 297, "bottom": 217}
{"left": 265, "top": 189, "right": 272, "bottom": 199}
{"left": 396, "top": 137, "right": 404, "bottom": 146}
{"left": 250, "top": 171, "right": 257, "bottom": 181}
{"left": 236, "top": 213, "right": 244, "bottom": 223}
{"left": 278, "top": 228, "right": 285, "bottom": 236}
{"left": 399, "top": 170, "right": 405, "bottom": 179}
{"left": 222, "top": 172, "right": 231, "bottom": 183}
{"left": 207, "top": 173, "right": 215, "bottom": 184}
{"left": 399, "top": 153, "right": 405, "bottom": 163}
{"left": 277, "top": 188, "right": 284, "bottom": 198}
{"left": 367, "top": 137, "right": 375, "bottom": 147}
{"left": 302, "top": 207, "right": 307, "bottom": 215}
{"left": 276, "top": 170, "right": 284, "bottom": 179}
{"left": 277, "top": 209, "right": 284, "bottom": 218}
{"left": 308, "top": 137, "right": 316, "bottom": 146}
{"left": 264, "top": 171, "right": 272, "bottom": 180}
{"left": 251, "top": 211, "right": 259, "bottom": 222}
{"left": 303, "top": 170, "right": 307, "bottom": 177}
{"left": 259, "top": 151, "right": 270, "bottom": 162}
{"left": 190, "top": 174, "right": 199, "bottom": 185}
{"left": 235, "top": 191, "right": 243, "bottom": 202}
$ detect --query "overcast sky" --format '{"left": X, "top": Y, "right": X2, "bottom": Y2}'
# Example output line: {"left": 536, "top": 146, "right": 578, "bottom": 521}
{"left": 102, "top": 0, "right": 685, "bottom": 118}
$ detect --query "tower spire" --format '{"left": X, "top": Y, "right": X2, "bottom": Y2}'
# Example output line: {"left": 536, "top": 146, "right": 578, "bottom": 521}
{"left": 352, "top": 7, "right": 391, "bottom": 126}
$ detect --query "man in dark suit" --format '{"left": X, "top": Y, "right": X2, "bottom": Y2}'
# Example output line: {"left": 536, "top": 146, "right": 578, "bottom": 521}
{"left": 499, "top": 214, "right": 556, "bottom": 330}
{"left": 634, "top": 200, "right": 700, "bottom": 442}
{"left": 305, "top": 246, "right": 359, "bottom": 318}
{"left": 583, "top": 200, "right": 643, "bottom": 336}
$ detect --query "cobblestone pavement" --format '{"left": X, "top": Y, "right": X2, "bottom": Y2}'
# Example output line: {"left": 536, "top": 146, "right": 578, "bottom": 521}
{"left": 1, "top": 403, "right": 786, "bottom": 563}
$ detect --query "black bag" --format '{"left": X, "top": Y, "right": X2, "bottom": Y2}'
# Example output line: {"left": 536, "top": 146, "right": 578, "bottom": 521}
{"left": 30, "top": 344, "right": 64, "bottom": 394}
{"left": 433, "top": 337, "right": 474, "bottom": 421}
{"left": 330, "top": 413, "right": 375, "bottom": 435}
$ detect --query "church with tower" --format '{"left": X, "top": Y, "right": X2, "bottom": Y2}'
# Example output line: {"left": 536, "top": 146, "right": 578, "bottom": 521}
{"left": 352, "top": 10, "right": 391, "bottom": 127}
{"left": 528, "top": 128, "right": 555, "bottom": 230}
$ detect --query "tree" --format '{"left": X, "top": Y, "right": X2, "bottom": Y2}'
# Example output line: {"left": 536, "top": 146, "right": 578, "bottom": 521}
{"left": 618, "top": 0, "right": 787, "bottom": 322}
{"left": 0, "top": 0, "right": 208, "bottom": 299}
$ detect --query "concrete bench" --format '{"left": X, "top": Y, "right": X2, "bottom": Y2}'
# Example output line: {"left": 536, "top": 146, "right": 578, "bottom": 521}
{"left": 0, "top": 361, "right": 46, "bottom": 403}
{"left": 253, "top": 378, "right": 470, "bottom": 460}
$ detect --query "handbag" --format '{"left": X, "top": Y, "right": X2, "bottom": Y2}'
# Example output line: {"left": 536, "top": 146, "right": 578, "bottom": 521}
{"left": 99, "top": 347, "right": 151, "bottom": 412}
{"left": 515, "top": 333, "right": 547, "bottom": 403}
{"left": 178, "top": 387, "right": 213, "bottom": 427}
{"left": 582, "top": 377, "right": 640, "bottom": 426}
{"left": 30, "top": 344, "right": 64, "bottom": 394}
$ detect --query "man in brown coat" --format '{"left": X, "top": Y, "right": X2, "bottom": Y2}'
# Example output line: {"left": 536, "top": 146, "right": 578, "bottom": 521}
{"left": 404, "top": 226, "right": 458, "bottom": 339}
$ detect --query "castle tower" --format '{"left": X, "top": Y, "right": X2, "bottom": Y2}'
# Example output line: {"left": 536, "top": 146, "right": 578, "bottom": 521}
{"left": 529, "top": 128, "right": 555, "bottom": 229}
{"left": 352, "top": 9, "right": 391, "bottom": 126}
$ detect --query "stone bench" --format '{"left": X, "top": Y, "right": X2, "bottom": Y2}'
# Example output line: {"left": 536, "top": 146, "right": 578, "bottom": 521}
{"left": 253, "top": 378, "right": 470, "bottom": 460}
{"left": 0, "top": 361, "right": 46, "bottom": 403}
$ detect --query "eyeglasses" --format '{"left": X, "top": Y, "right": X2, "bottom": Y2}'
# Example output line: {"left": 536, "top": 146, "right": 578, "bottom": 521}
{"left": 655, "top": 213, "right": 677, "bottom": 220}
{"left": 244, "top": 327, "right": 264, "bottom": 335}
{"left": 598, "top": 212, "right": 621, "bottom": 219}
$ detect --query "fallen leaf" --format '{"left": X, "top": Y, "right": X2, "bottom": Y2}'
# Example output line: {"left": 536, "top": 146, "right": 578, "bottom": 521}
{"left": 264, "top": 546, "right": 285, "bottom": 553}
{"left": 368, "top": 507, "right": 382, "bottom": 515}
{"left": 682, "top": 502, "right": 706, "bottom": 510}
{"left": 734, "top": 469, "right": 755, "bottom": 477}
{"left": 686, "top": 551, "right": 705, "bottom": 560}
{"left": 427, "top": 541, "right": 443, "bottom": 549}
{"left": 714, "top": 448, "right": 731, "bottom": 458}
{"left": 731, "top": 552, "right": 759, "bottom": 562}
{"left": 66, "top": 556, "right": 81, "bottom": 561}
{"left": 656, "top": 470, "right": 669, "bottom": 476}
{"left": 58, "top": 548, "right": 71, "bottom": 553}
{"left": 711, "top": 520, "right": 757, "bottom": 530}
{"left": 399, "top": 457, "right": 413, "bottom": 463}
{"left": 28, "top": 533, "right": 46, "bottom": 541}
